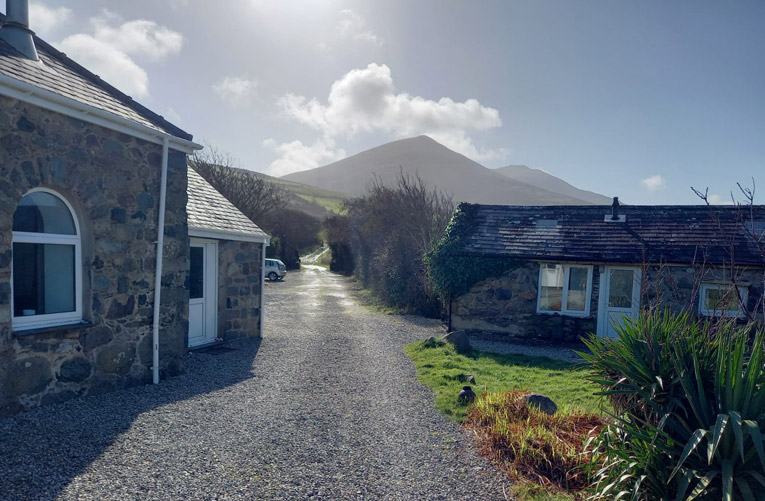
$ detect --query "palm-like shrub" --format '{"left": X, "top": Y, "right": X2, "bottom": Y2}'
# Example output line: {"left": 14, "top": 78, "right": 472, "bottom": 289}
{"left": 582, "top": 311, "right": 765, "bottom": 500}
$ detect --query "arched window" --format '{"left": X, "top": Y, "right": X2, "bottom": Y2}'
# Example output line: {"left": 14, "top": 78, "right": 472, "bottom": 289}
{"left": 12, "top": 189, "right": 82, "bottom": 330}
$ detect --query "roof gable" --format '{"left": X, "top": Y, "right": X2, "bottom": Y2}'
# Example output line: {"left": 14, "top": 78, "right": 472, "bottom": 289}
{"left": 0, "top": 13, "right": 192, "bottom": 141}
{"left": 449, "top": 204, "right": 765, "bottom": 267}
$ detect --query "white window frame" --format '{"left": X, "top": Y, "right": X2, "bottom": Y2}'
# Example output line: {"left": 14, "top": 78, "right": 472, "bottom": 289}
{"left": 536, "top": 263, "right": 594, "bottom": 317}
{"left": 699, "top": 283, "right": 748, "bottom": 318}
{"left": 11, "top": 188, "right": 83, "bottom": 331}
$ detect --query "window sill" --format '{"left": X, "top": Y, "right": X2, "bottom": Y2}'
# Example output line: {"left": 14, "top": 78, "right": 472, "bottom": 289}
{"left": 537, "top": 310, "right": 591, "bottom": 318}
{"left": 13, "top": 320, "right": 93, "bottom": 337}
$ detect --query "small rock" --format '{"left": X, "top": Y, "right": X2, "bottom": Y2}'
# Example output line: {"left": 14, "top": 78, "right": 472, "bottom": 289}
{"left": 421, "top": 336, "right": 444, "bottom": 349}
{"left": 441, "top": 330, "right": 471, "bottom": 354}
{"left": 458, "top": 385, "right": 476, "bottom": 403}
{"left": 524, "top": 393, "right": 558, "bottom": 415}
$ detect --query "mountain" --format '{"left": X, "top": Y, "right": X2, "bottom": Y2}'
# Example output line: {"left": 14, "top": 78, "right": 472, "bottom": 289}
{"left": 280, "top": 136, "right": 602, "bottom": 206}
{"left": 494, "top": 165, "right": 611, "bottom": 205}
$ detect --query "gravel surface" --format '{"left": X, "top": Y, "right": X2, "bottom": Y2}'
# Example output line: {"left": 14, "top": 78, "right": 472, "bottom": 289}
{"left": 0, "top": 267, "right": 511, "bottom": 500}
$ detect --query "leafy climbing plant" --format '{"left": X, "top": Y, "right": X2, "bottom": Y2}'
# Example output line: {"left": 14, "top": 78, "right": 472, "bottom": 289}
{"left": 425, "top": 202, "right": 517, "bottom": 300}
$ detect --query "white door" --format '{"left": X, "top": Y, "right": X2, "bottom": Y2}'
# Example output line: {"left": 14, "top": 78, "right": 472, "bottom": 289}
{"left": 188, "top": 240, "right": 218, "bottom": 347}
{"left": 597, "top": 266, "right": 642, "bottom": 338}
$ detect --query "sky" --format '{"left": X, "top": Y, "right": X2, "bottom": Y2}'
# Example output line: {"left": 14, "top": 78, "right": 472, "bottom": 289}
{"left": 22, "top": 0, "right": 765, "bottom": 204}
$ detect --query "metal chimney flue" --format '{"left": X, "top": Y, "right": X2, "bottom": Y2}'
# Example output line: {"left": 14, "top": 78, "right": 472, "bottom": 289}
{"left": 611, "top": 197, "right": 620, "bottom": 220}
{"left": 605, "top": 196, "right": 625, "bottom": 223}
{"left": 0, "top": 0, "right": 39, "bottom": 60}
{"left": 6, "top": 0, "right": 29, "bottom": 26}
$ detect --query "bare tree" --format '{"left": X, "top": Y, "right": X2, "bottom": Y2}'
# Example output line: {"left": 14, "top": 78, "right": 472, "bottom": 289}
{"left": 689, "top": 180, "right": 765, "bottom": 322}
{"left": 189, "top": 146, "right": 287, "bottom": 224}
{"left": 342, "top": 169, "right": 455, "bottom": 315}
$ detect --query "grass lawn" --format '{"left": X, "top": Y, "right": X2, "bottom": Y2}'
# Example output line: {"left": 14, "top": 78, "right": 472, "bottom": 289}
{"left": 404, "top": 339, "right": 605, "bottom": 421}
{"left": 405, "top": 338, "right": 607, "bottom": 500}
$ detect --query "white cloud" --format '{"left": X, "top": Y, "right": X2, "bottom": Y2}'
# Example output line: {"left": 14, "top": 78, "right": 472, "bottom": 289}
{"left": 708, "top": 193, "right": 734, "bottom": 205}
{"left": 58, "top": 34, "right": 149, "bottom": 98}
{"left": 213, "top": 76, "right": 257, "bottom": 106}
{"left": 336, "top": 10, "right": 384, "bottom": 47}
{"left": 641, "top": 174, "right": 666, "bottom": 191}
{"left": 91, "top": 16, "right": 184, "bottom": 62}
{"left": 56, "top": 11, "right": 183, "bottom": 99}
{"left": 29, "top": 3, "right": 72, "bottom": 37}
{"left": 164, "top": 107, "right": 182, "bottom": 125}
{"left": 267, "top": 63, "right": 504, "bottom": 174}
{"left": 263, "top": 137, "right": 346, "bottom": 177}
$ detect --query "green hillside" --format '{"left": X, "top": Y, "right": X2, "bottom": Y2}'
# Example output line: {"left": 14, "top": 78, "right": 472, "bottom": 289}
{"left": 268, "top": 177, "right": 352, "bottom": 214}
{"left": 228, "top": 166, "right": 352, "bottom": 218}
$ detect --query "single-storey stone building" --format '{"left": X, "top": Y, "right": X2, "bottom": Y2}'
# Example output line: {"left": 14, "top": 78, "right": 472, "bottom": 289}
{"left": 187, "top": 167, "right": 269, "bottom": 348}
{"left": 444, "top": 201, "right": 765, "bottom": 342}
{"left": 0, "top": 2, "right": 269, "bottom": 416}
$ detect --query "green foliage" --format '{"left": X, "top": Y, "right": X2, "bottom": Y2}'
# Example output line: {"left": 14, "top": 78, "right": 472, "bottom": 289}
{"left": 405, "top": 339, "right": 604, "bottom": 422}
{"left": 425, "top": 202, "right": 516, "bottom": 300}
{"left": 581, "top": 311, "right": 765, "bottom": 500}
{"left": 340, "top": 171, "right": 454, "bottom": 316}
{"left": 323, "top": 215, "right": 354, "bottom": 275}
{"left": 466, "top": 390, "right": 603, "bottom": 493}
{"left": 263, "top": 208, "right": 321, "bottom": 268}
{"left": 406, "top": 340, "right": 606, "bottom": 500}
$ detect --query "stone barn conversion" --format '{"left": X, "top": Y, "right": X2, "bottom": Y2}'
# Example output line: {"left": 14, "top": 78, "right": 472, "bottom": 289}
{"left": 0, "top": 2, "right": 268, "bottom": 416}
{"left": 441, "top": 201, "right": 765, "bottom": 342}
{"left": 187, "top": 167, "right": 269, "bottom": 348}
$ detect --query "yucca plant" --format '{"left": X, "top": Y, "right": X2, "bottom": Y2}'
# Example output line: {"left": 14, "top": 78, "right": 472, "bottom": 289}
{"left": 582, "top": 311, "right": 765, "bottom": 500}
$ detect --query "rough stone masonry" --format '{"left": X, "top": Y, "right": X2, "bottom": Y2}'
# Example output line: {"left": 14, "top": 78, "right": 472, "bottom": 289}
{"left": 0, "top": 95, "right": 189, "bottom": 416}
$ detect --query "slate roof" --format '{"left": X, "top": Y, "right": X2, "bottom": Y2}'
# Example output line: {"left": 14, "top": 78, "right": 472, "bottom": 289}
{"left": 450, "top": 204, "right": 765, "bottom": 267}
{"left": 0, "top": 14, "right": 191, "bottom": 140}
{"left": 187, "top": 167, "right": 269, "bottom": 242}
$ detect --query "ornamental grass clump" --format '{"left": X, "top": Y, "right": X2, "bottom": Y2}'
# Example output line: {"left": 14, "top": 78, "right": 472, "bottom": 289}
{"left": 464, "top": 390, "right": 604, "bottom": 493}
{"left": 581, "top": 310, "right": 765, "bottom": 500}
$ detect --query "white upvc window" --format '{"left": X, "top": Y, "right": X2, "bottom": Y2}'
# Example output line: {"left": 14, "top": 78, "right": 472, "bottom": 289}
{"left": 699, "top": 283, "right": 748, "bottom": 318}
{"left": 537, "top": 263, "right": 593, "bottom": 317}
{"left": 11, "top": 189, "right": 83, "bottom": 331}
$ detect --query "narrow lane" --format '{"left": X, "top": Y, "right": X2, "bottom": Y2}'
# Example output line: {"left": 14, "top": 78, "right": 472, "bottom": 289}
{"left": 0, "top": 267, "right": 510, "bottom": 500}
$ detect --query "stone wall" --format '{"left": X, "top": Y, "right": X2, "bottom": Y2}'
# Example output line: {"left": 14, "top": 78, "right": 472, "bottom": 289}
{"left": 643, "top": 265, "right": 764, "bottom": 319}
{"left": 0, "top": 96, "right": 189, "bottom": 416}
{"left": 453, "top": 259, "right": 764, "bottom": 343}
{"left": 452, "top": 261, "right": 597, "bottom": 342}
{"left": 217, "top": 240, "right": 263, "bottom": 340}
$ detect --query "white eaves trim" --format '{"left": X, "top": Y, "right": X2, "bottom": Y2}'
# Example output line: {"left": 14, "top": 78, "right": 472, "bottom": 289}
{"left": 0, "top": 73, "right": 202, "bottom": 154}
{"left": 189, "top": 227, "right": 271, "bottom": 245}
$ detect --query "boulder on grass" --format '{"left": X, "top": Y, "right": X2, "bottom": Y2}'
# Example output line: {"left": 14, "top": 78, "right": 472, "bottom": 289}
{"left": 458, "top": 385, "right": 476, "bottom": 403}
{"left": 523, "top": 393, "right": 558, "bottom": 415}
{"left": 440, "top": 330, "right": 471, "bottom": 354}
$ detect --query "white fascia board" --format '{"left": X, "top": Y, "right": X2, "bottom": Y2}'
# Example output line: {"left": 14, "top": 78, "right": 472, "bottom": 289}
{"left": 189, "top": 227, "right": 271, "bottom": 245}
{"left": 0, "top": 74, "right": 202, "bottom": 154}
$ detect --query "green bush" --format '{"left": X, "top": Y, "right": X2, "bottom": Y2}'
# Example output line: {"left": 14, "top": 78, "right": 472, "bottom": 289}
{"left": 581, "top": 311, "right": 765, "bottom": 500}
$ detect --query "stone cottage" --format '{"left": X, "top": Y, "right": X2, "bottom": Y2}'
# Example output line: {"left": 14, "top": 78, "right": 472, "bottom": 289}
{"left": 0, "top": 2, "right": 269, "bottom": 416}
{"left": 187, "top": 167, "right": 269, "bottom": 348}
{"left": 443, "top": 201, "right": 765, "bottom": 342}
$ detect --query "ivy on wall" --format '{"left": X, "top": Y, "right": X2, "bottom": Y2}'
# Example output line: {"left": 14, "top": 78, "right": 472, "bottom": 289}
{"left": 425, "top": 202, "right": 517, "bottom": 300}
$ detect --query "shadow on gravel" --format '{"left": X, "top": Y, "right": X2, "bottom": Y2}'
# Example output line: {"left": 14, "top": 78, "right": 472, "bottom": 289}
{"left": 0, "top": 337, "right": 261, "bottom": 500}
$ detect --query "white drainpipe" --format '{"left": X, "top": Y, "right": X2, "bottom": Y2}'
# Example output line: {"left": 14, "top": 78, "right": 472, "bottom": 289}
{"left": 260, "top": 242, "right": 267, "bottom": 335}
{"left": 151, "top": 137, "right": 170, "bottom": 384}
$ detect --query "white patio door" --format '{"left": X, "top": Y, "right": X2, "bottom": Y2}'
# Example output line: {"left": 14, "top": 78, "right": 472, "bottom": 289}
{"left": 188, "top": 239, "right": 218, "bottom": 347}
{"left": 597, "top": 266, "right": 641, "bottom": 339}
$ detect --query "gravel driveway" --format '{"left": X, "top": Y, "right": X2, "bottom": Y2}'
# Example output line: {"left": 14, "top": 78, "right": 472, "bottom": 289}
{"left": 0, "top": 267, "right": 511, "bottom": 500}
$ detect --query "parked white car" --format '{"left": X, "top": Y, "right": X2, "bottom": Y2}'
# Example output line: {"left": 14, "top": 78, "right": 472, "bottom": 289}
{"left": 265, "top": 259, "right": 287, "bottom": 281}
